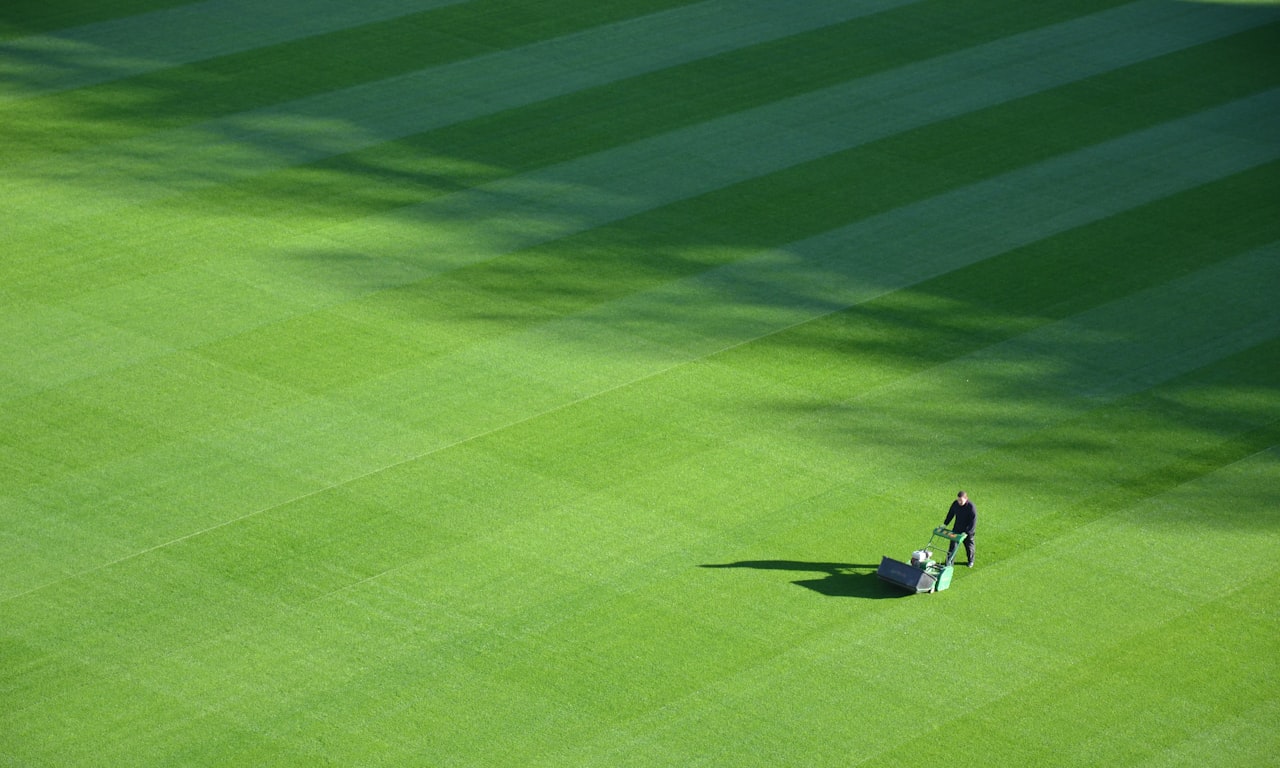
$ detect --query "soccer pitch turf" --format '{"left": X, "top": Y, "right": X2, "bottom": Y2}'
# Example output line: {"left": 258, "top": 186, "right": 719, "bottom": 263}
{"left": 2, "top": 0, "right": 1278, "bottom": 764}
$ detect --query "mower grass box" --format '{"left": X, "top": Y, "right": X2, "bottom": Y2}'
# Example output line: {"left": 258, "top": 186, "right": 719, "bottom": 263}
{"left": 877, "top": 527, "right": 965, "bottom": 593}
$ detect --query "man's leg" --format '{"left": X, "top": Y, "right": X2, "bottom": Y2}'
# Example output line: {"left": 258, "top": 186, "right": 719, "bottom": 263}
{"left": 946, "top": 540, "right": 958, "bottom": 567}
{"left": 965, "top": 535, "right": 975, "bottom": 566}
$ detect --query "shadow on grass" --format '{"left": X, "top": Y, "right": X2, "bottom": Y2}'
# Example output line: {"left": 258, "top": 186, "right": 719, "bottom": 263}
{"left": 701, "top": 560, "right": 908, "bottom": 599}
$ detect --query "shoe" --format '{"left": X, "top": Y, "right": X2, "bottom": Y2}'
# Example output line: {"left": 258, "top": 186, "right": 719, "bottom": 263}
{"left": 966, "top": 562, "right": 973, "bottom": 568}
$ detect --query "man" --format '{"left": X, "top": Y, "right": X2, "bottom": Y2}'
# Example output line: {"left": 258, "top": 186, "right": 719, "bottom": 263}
{"left": 943, "top": 491, "right": 977, "bottom": 567}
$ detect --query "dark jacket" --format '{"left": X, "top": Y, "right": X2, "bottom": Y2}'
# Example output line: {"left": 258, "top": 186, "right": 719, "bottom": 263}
{"left": 945, "top": 500, "right": 977, "bottom": 535}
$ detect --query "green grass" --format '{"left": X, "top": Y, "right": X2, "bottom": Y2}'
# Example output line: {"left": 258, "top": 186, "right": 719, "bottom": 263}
{"left": 2, "top": 1, "right": 1278, "bottom": 765}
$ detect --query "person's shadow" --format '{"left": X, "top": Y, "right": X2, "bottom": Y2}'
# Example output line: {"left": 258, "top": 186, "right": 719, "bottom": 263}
{"left": 700, "top": 560, "right": 907, "bottom": 599}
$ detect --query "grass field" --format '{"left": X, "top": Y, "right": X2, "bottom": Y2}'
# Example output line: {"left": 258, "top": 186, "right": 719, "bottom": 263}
{"left": 2, "top": 0, "right": 1278, "bottom": 765}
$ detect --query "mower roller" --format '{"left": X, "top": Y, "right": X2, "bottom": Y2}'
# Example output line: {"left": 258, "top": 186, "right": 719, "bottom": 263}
{"left": 876, "top": 527, "right": 966, "bottom": 593}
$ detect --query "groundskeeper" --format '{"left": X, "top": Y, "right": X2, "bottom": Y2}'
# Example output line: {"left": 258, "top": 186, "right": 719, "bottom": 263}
{"left": 943, "top": 491, "right": 977, "bottom": 567}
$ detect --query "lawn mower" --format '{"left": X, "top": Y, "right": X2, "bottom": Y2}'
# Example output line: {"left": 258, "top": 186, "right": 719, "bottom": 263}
{"left": 876, "top": 526, "right": 967, "bottom": 593}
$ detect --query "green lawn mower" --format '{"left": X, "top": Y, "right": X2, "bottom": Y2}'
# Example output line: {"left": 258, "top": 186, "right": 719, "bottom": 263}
{"left": 876, "top": 527, "right": 967, "bottom": 593}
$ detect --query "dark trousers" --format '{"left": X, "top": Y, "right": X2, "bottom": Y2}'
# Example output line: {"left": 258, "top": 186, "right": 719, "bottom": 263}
{"left": 947, "top": 534, "right": 975, "bottom": 566}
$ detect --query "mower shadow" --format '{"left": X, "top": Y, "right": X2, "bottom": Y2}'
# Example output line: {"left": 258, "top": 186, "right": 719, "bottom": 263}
{"left": 700, "top": 560, "right": 908, "bottom": 599}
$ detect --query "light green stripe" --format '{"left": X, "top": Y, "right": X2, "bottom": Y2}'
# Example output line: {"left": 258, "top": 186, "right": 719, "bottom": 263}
{"left": 0, "top": 0, "right": 476, "bottom": 100}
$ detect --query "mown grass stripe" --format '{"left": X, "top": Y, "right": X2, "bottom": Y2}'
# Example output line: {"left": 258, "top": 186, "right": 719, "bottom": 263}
{"left": 295, "top": 4, "right": 1278, "bottom": 274}
{"left": 0, "top": 0, "right": 704, "bottom": 157}
{"left": 7, "top": 0, "right": 1181, "bottom": 289}
{"left": 0, "top": 0, "right": 476, "bottom": 99}
{"left": 913, "top": 242, "right": 1277, "bottom": 422}
{"left": 4, "top": 12, "right": 1269, "bottom": 350}
{"left": 5, "top": 3, "right": 1268, "bottom": 300}
{"left": 195, "top": 0, "right": 1138, "bottom": 225}
{"left": 0, "top": 0, "right": 919, "bottom": 167}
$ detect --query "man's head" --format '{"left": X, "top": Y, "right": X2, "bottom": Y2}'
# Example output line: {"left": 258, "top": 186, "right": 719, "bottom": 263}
{"left": 957, "top": 491, "right": 968, "bottom": 503}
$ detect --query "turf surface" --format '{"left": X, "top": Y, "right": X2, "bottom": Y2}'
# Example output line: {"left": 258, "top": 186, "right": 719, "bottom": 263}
{"left": 2, "top": 1, "right": 1278, "bottom": 765}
